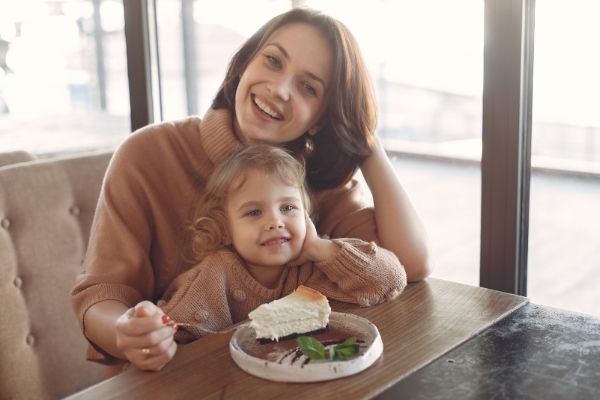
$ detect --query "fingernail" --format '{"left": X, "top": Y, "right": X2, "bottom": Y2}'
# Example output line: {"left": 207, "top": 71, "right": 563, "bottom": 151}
{"left": 162, "top": 314, "right": 171, "bottom": 325}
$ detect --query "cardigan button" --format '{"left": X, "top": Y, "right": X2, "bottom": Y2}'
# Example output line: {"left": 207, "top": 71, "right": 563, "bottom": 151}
{"left": 13, "top": 276, "right": 23, "bottom": 288}
{"left": 26, "top": 334, "right": 35, "bottom": 346}
{"left": 194, "top": 310, "right": 208, "bottom": 322}
{"left": 367, "top": 241, "right": 377, "bottom": 254}
{"left": 69, "top": 206, "right": 80, "bottom": 216}
{"left": 1, "top": 218, "right": 10, "bottom": 229}
{"left": 232, "top": 289, "right": 246, "bottom": 302}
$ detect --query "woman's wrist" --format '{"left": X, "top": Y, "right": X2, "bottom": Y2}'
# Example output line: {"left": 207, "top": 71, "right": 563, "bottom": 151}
{"left": 307, "top": 237, "right": 340, "bottom": 263}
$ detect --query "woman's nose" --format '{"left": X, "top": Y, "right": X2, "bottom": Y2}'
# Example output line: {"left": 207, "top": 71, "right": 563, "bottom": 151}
{"left": 271, "top": 76, "right": 292, "bottom": 101}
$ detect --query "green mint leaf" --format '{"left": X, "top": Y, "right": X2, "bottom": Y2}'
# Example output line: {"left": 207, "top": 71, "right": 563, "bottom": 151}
{"left": 339, "top": 337, "right": 357, "bottom": 347}
{"left": 332, "top": 337, "right": 359, "bottom": 360}
{"left": 297, "top": 336, "right": 325, "bottom": 360}
{"left": 333, "top": 345, "right": 359, "bottom": 360}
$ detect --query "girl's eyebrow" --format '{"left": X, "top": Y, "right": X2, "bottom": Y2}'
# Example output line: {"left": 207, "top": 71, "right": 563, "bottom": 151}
{"left": 264, "top": 42, "right": 326, "bottom": 89}
{"left": 236, "top": 200, "right": 261, "bottom": 212}
{"left": 236, "top": 196, "right": 302, "bottom": 211}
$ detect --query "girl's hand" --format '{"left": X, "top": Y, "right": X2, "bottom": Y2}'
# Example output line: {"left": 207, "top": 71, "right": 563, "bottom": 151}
{"left": 115, "top": 301, "right": 177, "bottom": 371}
{"left": 287, "top": 213, "right": 340, "bottom": 267}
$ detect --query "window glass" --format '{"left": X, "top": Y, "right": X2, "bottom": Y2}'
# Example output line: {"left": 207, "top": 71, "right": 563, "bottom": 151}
{"left": 0, "top": 0, "right": 130, "bottom": 155}
{"left": 529, "top": 0, "right": 600, "bottom": 316}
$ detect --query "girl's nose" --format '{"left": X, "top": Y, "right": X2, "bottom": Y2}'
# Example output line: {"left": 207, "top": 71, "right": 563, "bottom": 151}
{"left": 264, "top": 220, "right": 285, "bottom": 231}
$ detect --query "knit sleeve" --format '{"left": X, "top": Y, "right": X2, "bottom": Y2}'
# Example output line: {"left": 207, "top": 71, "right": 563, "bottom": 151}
{"left": 158, "top": 252, "right": 234, "bottom": 343}
{"left": 304, "top": 238, "right": 407, "bottom": 306}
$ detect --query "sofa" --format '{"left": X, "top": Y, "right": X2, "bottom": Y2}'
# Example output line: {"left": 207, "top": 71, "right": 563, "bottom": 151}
{"left": 0, "top": 150, "right": 112, "bottom": 399}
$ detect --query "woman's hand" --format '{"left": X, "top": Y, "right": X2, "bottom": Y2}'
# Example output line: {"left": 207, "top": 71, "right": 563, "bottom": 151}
{"left": 287, "top": 213, "right": 340, "bottom": 266}
{"left": 115, "top": 301, "right": 177, "bottom": 371}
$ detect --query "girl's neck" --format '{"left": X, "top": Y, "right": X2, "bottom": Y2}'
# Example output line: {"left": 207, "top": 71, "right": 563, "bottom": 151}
{"left": 245, "top": 263, "right": 285, "bottom": 289}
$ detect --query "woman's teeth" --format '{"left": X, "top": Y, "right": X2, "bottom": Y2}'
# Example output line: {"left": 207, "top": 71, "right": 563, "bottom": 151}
{"left": 254, "top": 96, "right": 282, "bottom": 119}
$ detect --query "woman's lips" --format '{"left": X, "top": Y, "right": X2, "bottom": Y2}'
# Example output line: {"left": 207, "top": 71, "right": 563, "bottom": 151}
{"left": 252, "top": 94, "right": 283, "bottom": 120}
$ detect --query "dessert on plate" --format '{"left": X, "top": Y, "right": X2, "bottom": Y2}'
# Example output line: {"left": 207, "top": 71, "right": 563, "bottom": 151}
{"left": 248, "top": 285, "right": 331, "bottom": 341}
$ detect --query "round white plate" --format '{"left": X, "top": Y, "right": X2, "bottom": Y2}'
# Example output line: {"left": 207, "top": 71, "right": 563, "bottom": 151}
{"left": 229, "top": 312, "right": 383, "bottom": 382}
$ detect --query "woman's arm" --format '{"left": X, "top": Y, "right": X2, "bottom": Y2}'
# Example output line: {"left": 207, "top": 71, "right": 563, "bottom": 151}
{"left": 360, "top": 137, "right": 433, "bottom": 281}
{"left": 292, "top": 216, "right": 406, "bottom": 305}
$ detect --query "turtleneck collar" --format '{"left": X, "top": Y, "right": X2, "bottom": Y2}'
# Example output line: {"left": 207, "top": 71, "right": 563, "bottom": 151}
{"left": 200, "top": 107, "right": 242, "bottom": 167}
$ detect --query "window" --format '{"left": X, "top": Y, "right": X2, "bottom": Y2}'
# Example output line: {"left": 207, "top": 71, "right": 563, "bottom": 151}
{"left": 528, "top": 0, "right": 600, "bottom": 316}
{"left": 0, "top": 0, "right": 130, "bottom": 155}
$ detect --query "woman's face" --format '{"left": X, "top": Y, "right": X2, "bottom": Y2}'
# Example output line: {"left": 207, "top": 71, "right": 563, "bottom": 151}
{"left": 234, "top": 23, "right": 333, "bottom": 144}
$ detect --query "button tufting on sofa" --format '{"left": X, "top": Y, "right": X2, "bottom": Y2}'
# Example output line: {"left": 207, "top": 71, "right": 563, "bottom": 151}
{"left": 0, "top": 150, "right": 113, "bottom": 400}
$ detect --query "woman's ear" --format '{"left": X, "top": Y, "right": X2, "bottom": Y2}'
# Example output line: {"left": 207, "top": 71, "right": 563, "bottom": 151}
{"left": 308, "top": 126, "right": 319, "bottom": 136}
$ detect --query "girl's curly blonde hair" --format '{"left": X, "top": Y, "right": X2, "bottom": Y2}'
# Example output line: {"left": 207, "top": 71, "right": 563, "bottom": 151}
{"left": 187, "top": 143, "right": 313, "bottom": 263}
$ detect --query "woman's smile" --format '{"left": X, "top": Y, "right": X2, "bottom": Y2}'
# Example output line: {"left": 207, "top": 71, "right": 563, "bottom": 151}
{"left": 253, "top": 95, "right": 283, "bottom": 120}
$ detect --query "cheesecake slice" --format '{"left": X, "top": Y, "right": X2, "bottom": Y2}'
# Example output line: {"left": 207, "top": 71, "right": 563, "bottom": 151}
{"left": 248, "top": 286, "right": 331, "bottom": 342}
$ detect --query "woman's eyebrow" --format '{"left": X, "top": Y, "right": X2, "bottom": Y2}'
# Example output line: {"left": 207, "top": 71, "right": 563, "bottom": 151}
{"left": 264, "top": 42, "right": 326, "bottom": 88}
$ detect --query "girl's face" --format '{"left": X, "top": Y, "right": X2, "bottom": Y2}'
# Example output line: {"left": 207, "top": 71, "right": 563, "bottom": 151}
{"left": 233, "top": 23, "right": 333, "bottom": 144}
{"left": 226, "top": 169, "right": 306, "bottom": 271}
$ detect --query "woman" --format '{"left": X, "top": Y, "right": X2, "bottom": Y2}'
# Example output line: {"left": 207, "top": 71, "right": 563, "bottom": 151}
{"left": 71, "top": 7, "right": 432, "bottom": 372}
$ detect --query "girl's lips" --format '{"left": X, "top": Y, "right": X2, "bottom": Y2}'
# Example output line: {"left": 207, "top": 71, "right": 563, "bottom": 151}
{"left": 261, "top": 237, "right": 290, "bottom": 246}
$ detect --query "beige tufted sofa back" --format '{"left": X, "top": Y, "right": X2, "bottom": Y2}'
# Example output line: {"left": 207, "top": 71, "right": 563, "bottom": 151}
{"left": 0, "top": 151, "right": 112, "bottom": 399}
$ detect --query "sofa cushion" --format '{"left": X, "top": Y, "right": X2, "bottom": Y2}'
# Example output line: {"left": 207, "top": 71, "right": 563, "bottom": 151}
{"left": 0, "top": 150, "right": 37, "bottom": 167}
{"left": 0, "top": 151, "right": 112, "bottom": 399}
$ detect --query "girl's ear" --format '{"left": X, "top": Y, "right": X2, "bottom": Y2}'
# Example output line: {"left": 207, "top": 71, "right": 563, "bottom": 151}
{"left": 222, "top": 227, "right": 231, "bottom": 246}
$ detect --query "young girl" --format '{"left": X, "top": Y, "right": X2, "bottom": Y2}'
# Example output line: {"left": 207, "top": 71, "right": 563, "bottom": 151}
{"left": 72, "top": 7, "right": 431, "bottom": 372}
{"left": 158, "top": 144, "right": 407, "bottom": 342}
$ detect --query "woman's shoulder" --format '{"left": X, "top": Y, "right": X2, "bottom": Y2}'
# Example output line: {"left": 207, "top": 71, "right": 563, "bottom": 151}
{"left": 117, "top": 116, "right": 203, "bottom": 156}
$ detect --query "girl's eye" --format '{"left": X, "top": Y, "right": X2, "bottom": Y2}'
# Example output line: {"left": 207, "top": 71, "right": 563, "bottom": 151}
{"left": 265, "top": 55, "right": 281, "bottom": 69}
{"left": 301, "top": 81, "right": 317, "bottom": 97}
{"left": 281, "top": 204, "right": 298, "bottom": 213}
{"left": 245, "top": 209, "right": 261, "bottom": 217}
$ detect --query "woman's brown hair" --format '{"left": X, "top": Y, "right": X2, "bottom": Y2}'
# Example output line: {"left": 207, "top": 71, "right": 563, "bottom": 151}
{"left": 212, "top": 8, "right": 377, "bottom": 191}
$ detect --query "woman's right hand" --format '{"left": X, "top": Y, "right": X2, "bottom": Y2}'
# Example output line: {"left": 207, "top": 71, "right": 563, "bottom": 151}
{"left": 115, "top": 301, "right": 177, "bottom": 371}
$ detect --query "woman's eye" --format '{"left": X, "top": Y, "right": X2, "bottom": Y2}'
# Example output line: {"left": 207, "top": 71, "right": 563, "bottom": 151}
{"left": 265, "top": 55, "right": 281, "bottom": 68}
{"left": 301, "top": 81, "right": 317, "bottom": 96}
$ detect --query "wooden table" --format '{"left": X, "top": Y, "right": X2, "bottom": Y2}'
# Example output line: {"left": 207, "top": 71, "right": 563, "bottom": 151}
{"left": 67, "top": 278, "right": 527, "bottom": 399}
